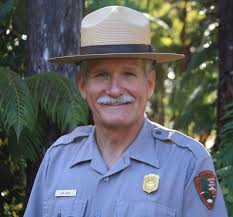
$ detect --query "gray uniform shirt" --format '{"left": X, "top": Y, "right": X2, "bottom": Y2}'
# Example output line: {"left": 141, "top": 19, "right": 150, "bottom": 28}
{"left": 24, "top": 118, "right": 228, "bottom": 217}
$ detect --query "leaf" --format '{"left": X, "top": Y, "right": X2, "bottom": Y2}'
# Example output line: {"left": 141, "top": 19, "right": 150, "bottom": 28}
{"left": 0, "top": 67, "right": 37, "bottom": 140}
{"left": 215, "top": 103, "right": 233, "bottom": 214}
{"left": 26, "top": 72, "right": 88, "bottom": 132}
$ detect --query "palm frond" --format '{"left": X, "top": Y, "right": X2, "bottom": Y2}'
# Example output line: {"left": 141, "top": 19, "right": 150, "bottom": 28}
{"left": 0, "top": 67, "right": 37, "bottom": 140}
{"left": 26, "top": 72, "right": 88, "bottom": 132}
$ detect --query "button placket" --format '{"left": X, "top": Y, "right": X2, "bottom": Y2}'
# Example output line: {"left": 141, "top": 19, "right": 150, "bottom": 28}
{"left": 94, "top": 211, "right": 101, "bottom": 217}
{"left": 104, "top": 176, "right": 109, "bottom": 182}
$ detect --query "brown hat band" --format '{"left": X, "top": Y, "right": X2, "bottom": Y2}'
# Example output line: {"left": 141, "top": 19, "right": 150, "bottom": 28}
{"left": 80, "top": 44, "right": 153, "bottom": 55}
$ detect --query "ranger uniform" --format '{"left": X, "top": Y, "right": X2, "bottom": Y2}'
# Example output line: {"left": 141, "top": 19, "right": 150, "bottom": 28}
{"left": 24, "top": 118, "right": 228, "bottom": 217}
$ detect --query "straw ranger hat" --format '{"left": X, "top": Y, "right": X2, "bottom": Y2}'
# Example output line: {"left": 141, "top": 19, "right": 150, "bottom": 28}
{"left": 48, "top": 6, "right": 185, "bottom": 64}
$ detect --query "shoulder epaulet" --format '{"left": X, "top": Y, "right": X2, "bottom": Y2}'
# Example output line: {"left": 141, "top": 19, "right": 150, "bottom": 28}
{"left": 51, "top": 125, "right": 93, "bottom": 148}
{"left": 151, "top": 122, "right": 210, "bottom": 159}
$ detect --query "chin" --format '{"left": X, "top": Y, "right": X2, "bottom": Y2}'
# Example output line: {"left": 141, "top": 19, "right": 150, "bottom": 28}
{"left": 99, "top": 116, "right": 138, "bottom": 128}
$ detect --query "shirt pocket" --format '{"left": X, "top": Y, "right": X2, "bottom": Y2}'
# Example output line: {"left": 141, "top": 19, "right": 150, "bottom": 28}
{"left": 43, "top": 198, "right": 87, "bottom": 217}
{"left": 114, "top": 200, "right": 176, "bottom": 217}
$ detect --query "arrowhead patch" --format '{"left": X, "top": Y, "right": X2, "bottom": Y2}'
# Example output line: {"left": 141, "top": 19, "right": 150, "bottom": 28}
{"left": 194, "top": 170, "right": 217, "bottom": 210}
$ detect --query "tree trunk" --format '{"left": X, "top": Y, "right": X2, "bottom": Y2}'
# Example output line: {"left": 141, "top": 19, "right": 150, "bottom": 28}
{"left": 26, "top": 0, "right": 84, "bottom": 78}
{"left": 216, "top": 0, "right": 233, "bottom": 148}
{"left": 25, "top": 0, "right": 84, "bottom": 207}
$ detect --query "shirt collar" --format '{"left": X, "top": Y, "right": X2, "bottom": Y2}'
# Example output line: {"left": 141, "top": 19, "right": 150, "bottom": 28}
{"left": 69, "top": 127, "right": 95, "bottom": 168}
{"left": 127, "top": 117, "right": 160, "bottom": 168}
{"left": 70, "top": 117, "right": 160, "bottom": 169}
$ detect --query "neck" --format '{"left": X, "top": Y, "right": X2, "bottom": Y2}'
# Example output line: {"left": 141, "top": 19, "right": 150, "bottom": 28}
{"left": 95, "top": 117, "right": 145, "bottom": 169}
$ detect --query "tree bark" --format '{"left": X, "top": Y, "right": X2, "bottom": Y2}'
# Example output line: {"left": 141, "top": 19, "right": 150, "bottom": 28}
{"left": 25, "top": 0, "right": 84, "bottom": 207}
{"left": 26, "top": 0, "right": 84, "bottom": 78}
{"left": 216, "top": 0, "right": 233, "bottom": 148}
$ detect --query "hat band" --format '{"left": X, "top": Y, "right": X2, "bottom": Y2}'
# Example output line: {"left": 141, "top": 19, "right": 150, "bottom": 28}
{"left": 80, "top": 44, "right": 153, "bottom": 55}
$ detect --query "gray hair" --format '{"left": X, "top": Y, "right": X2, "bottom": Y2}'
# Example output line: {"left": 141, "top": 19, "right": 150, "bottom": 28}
{"left": 144, "top": 59, "right": 155, "bottom": 77}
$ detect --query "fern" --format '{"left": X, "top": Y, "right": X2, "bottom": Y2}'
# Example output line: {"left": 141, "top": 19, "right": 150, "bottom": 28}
{"left": 0, "top": 69, "right": 88, "bottom": 161}
{"left": 7, "top": 127, "right": 43, "bottom": 161}
{"left": 0, "top": 67, "right": 37, "bottom": 140}
{"left": 26, "top": 72, "right": 88, "bottom": 132}
{"left": 215, "top": 103, "right": 233, "bottom": 216}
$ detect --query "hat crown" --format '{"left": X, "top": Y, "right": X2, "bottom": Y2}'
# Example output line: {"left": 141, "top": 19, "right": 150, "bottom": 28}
{"left": 48, "top": 6, "right": 185, "bottom": 64}
{"left": 81, "top": 6, "right": 151, "bottom": 47}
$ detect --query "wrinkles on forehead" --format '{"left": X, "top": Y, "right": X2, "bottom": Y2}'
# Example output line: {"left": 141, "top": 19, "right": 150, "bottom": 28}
{"left": 79, "top": 58, "right": 154, "bottom": 80}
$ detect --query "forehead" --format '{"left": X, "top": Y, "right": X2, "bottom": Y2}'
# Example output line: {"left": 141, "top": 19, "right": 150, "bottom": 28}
{"left": 87, "top": 58, "right": 144, "bottom": 70}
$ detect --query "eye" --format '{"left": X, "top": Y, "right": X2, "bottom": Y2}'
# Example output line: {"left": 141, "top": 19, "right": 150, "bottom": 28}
{"left": 124, "top": 71, "right": 136, "bottom": 77}
{"left": 94, "top": 71, "right": 110, "bottom": 79}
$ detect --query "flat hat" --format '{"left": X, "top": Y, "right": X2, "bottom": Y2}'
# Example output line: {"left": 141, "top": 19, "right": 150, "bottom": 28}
{"left": 48, "top": 6, "right": 185, "bottom": 64}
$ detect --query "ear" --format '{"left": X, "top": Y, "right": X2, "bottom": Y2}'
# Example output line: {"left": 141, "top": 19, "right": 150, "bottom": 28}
{"left": 147, "top": 70, "right": 156, "bottom": 98}
{"left": 78, "top": 76, "right": 87, "bottom": 100}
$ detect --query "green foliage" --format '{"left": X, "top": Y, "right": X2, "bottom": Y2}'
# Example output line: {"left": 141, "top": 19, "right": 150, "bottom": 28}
{"left": 0, "top": 0, "right": 14, "bottom": 20}
{"left": 167, "top": 2, "right": 218, "bottom": 137}
{"left": 0, "top": 2, "right": 28, "bottom": 215}
{"left": 26, "top": 73, "right": 88, "bottom": 132}
{"left": 0, "top": 135, "right": 26, "bottom": 217}
{"left": 0, "top": 0, "right": 26, "bottom": 74}
{"left": 0, "top": 67, "right": 36, "bottom": 140}
{"left": 215, "top": 103, "right": 233, "bottom": 215}
{"left": 0, "top": 68, "right": 88, "bottom": 161}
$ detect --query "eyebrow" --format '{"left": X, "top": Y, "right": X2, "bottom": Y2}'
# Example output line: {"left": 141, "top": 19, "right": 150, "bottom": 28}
{"left": 121, "top": 66, "right": 138, "bottom": 70}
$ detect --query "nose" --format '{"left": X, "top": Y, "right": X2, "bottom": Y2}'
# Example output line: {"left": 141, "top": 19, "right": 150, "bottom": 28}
{"left": 106, "top": 76, "right": 122, "bottom": 97}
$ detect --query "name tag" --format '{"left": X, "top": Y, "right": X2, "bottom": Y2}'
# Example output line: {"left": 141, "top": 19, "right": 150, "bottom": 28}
{"left": 55, "top": 190, "right": 77, "bottom": 197}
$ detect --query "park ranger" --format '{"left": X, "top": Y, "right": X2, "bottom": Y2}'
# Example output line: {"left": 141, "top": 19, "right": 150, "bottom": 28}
{"left": 24, "top": 5, "right": 228, "bottom": 217}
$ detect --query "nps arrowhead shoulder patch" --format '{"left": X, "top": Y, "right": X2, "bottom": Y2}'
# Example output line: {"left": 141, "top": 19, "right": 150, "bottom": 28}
{"left": 194, "top": 170, "right": 217, "bottom": 210}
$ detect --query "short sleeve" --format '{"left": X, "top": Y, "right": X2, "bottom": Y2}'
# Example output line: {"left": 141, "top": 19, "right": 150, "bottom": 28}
{"left": 182, "top": 156, "right": 228, "bottom": 217}
{"left": 23, "top": 150, "right": 51, "bottom": 217}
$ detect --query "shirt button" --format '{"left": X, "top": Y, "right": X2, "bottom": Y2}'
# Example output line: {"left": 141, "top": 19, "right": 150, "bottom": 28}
{"left": 94, "top": 211, "right": 101, "bottom": 217}
{"left": 104, "top": 176, "right": 109, "bottom": 182}
{"left": 155, "top": 130, "right": 162, "bottom": 135}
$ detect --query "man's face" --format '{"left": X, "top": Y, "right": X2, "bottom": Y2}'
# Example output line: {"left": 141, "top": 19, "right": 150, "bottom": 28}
{"left": 79, "top": 58, "right": 155, "bottom": 129}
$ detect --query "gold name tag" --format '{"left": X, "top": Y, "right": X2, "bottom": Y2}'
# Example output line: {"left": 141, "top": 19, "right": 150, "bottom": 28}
{"left": 55, "top": 190, "right": 77, "bottom": 197}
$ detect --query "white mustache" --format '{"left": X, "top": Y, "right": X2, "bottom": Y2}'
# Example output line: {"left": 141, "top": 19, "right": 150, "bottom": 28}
{"left": 97, "top": 95, "right": 135, "bottom": 105}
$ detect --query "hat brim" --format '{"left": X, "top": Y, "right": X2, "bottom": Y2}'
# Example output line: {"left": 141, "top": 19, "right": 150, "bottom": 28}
{"left": 48, "top": 53, "right": 185, "bottom": 64}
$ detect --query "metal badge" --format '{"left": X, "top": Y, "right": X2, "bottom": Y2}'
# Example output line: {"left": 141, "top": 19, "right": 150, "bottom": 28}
{"left": 143, "top": 174, "right": 160, "bottom": 193}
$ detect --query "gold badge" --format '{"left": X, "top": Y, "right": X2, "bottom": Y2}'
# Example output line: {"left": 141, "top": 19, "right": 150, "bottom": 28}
{"left": 143, "top": 174, "right": 160, "bottom": 193}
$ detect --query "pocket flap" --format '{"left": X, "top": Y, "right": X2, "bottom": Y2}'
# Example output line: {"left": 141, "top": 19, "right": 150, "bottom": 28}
{"left": 115, "top": 200, "right": 176, "bottom": 217}
{"left": 43, "top": 198, "right": 87, "bottom": 217}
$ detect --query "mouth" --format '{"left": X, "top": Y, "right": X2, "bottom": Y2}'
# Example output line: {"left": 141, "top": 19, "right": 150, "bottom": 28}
{"left": 99, "top": 101, "right": 133, "bottom": 106}
{"left": 97, "top": 95, "right": 135, "bottom": 106}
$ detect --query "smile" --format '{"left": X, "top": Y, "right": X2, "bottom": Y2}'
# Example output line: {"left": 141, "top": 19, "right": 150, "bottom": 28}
{"left": 99, "top": 101, "right": 132, "bottom": 106}
{"left": 97, "top": 95, "right": 135, "bottom": 106}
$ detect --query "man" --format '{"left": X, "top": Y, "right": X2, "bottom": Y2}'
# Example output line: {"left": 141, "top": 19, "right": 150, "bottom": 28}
{"left": 24, "top": 5, "right": 228, "bottom": 217}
